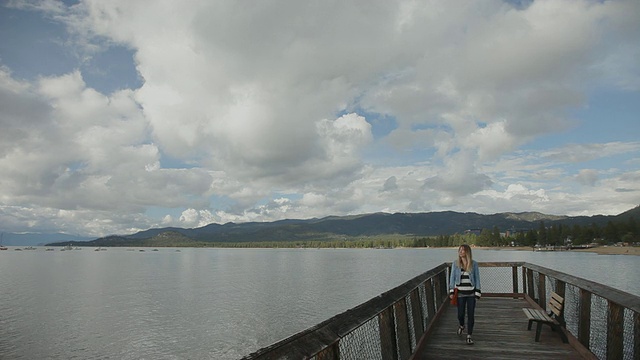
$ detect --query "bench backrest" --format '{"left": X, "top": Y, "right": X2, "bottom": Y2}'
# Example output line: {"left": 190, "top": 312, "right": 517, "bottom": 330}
{"left": 548, "top": 291, "right": 564, "bottom": 318}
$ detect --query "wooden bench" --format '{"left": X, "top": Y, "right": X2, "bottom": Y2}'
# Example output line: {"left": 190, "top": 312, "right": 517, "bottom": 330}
{"left": 522, "top": 291, "right": 568, "bottom": 343}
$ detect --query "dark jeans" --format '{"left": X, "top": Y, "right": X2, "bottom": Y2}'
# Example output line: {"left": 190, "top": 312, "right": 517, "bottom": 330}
{"left": 457, "top": 296, "right": 476, "bottom": 335}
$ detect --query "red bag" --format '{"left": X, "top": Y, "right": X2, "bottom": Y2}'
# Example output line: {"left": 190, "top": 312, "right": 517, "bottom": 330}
{"left": 451, "top": 288, "right": 458, "bottom": 306}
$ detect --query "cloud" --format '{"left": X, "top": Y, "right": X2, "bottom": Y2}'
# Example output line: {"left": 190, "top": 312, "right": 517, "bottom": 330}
{"left": 0, "top": 68, "right": 215, "bottom": 235}
{"left": 382, "top": 176, "right": 398, "bottom": 192}
{"left": 575, "top": 169, "right": 599, "bottom": 186}
{"left": 0, "top": 0, "right": 639, "bottom": 236}
{"left": 543, "top": 142, "right": 640, "bottom": 163}
{"left": 179, "top": 208, "right": 216, "bottom": 228}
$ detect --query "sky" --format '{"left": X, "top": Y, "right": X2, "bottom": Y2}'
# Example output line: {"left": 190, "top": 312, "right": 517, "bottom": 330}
{"left": 0, "top": 0, "right": 639, "bottom": 238}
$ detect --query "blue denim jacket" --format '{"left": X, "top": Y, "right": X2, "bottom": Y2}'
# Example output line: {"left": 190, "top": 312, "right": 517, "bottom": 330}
{"left": 449, "top": 260, "right": 481, "bottom": 298}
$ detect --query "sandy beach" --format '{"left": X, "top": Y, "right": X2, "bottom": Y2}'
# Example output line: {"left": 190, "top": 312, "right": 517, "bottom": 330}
{"left": 571, "top": 246, "right": 640, "bottom": 255}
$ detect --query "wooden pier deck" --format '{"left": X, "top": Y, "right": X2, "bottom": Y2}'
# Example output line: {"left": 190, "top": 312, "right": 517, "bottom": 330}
{"left": 413, "top": 297, "right": 588, "bottom": 360}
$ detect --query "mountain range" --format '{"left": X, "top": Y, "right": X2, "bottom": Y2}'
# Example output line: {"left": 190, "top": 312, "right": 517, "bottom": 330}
{"left": 38, "top": 205, "right": 640, "bottom": 247}
{"left": 0, "top": 232, "right": 93, "bottom": 247}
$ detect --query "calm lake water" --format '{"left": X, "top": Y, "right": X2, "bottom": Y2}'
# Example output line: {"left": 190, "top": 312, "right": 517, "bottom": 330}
{"left": 0, "top": 247, "right": 637, "bottom": 359}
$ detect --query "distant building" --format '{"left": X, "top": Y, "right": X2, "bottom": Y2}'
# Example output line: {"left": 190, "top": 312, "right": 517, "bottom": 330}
{"left": 464, "top": 229, "right": 482, "bottom": 236}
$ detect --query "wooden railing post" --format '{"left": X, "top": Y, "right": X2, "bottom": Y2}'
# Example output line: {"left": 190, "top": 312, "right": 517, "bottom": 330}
{"left": 578, "top": 288, "right": 591, "bottom": 349}
{"left": 394, "top": 299, "right": 411, "bottom": 360}
{"left": 379, "top": 307, "right": 398, "bottom": 360}
{"left": 555, "top": 281, "right": 566, "bottom": 326}
{"left": 526, "top": 268, "right": 535, "bottom": 299}
{"left": 634, "top": 311, "right": 639, "bottom": 360}
{"left": 441, "top": 270, "right": 448, "bottom": 302}
{"left": 425, "top": 279, "right": 435, "bottom": 326}
{"left": 607, "top": 301, "right": 624, "bottom": 360}
{"left": 433, "top": 272, "right": 443, "bottom": 306}
{"left": 555, "top": 281, "right": 566, "bottom": 299}
{"left": 410, "top": 287, "right": 424, "bottom": 345}
{"left": 538, "top": 273, "right": 546, "bottom": 308}
{"left": 316, "top": 342, "right": 339, "bottom": 360}
{"left": 445, "top": 269, "right": 451, "bottom": 302}
{"left": 512, "top": 265, "right": 519, "bottom": 295}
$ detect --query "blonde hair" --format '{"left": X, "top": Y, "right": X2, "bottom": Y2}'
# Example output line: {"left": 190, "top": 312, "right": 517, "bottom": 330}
{"left": 456, "top": 244, "right": 473, "bottom": 272}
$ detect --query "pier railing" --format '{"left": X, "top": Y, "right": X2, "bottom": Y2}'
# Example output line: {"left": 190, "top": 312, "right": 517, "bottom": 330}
{"left": 522, "top": 263, "right": 639, "bottom": 360}
{"left": 241, "top": 262, "right": 450, "bottom": 360}
{"left": 241, "top": 261, "right": 639, "bottom": 360}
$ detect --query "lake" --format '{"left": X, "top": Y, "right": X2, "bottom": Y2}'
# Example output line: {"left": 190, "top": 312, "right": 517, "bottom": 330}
{"left": 0, "top": 247, "right": 637, "bottom": 359}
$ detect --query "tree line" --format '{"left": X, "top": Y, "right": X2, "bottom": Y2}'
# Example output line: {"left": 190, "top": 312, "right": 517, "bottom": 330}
{"left": 204, "top": 216, "right": 638, "bottom": 249}
{"left": 418, "top": 216, "right": 638, "bottom": 248}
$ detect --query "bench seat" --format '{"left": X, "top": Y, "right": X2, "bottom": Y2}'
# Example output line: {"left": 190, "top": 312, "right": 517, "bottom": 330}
{"left": 522, "top": 291, "right": 568, "bottom": 343}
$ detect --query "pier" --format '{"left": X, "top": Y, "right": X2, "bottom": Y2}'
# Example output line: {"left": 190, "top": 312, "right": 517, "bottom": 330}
{"left": 414, "top": 297, "right": 584, "bottom": 359}
{"left": 242, "top": 262, "right": 639, "bottom": 360}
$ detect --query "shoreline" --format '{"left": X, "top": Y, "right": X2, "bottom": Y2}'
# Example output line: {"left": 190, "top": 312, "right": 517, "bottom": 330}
{"left": 479, "top": 245, "right": 640, "bottom": 256}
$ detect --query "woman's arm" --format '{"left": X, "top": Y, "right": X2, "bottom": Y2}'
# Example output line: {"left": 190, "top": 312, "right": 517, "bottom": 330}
{"left": 449, "top": 262, "right": 457, "bottom": 296}
{"left": 473, "top": 261, "right": 481, "bottom": 298}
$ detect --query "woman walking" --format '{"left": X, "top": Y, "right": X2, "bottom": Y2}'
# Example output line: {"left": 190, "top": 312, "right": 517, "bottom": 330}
{"left": 449, "top": 244, "right": 481, "bottom": 344}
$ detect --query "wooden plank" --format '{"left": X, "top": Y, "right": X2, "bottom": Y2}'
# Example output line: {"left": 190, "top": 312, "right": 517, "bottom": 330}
{"left": 551, "top": 292, "right": 563, "bottom": 303}
{"left": 414, "top": 297, "right": 585, "bottom": 360}
{"left": 550, "top": 294, "right": 563, "bottom": 318}
{"left": 523, "top": 309, "right": 555, "bottom": 324}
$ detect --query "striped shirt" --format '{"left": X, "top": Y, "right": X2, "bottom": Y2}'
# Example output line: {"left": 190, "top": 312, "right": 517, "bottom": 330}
{"left": 456, "top": 270, "right": 476, "bottom": 297}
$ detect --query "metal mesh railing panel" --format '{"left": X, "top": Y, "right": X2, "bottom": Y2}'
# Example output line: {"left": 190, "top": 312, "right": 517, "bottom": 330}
{"left": 337, "top": 317, "right": 383, "bottom": 360}
{"left": 405, "top": 294, "right": 417, "bottom": 352}
{"left": 590, "top": 294, "right": 607, "bottom": 360}
{"left": 479, "top": 267, "right": 516, "bottom": 293}
{"left": 563, "top": 284, "right": 581, "bottom": 335}
{"left": 418, "top": 283, "right": 428, "bottom": 331}
{"left": 623, "top": 308, "right": 636, "bottom": 360}
{"left": 545, "top": 277, "right": 556, "bottom": 310}
{"left": 531, "top": 271, "right": 540, "bottom": 300}
{"left": 424, "top": 278, "right": 438, "bottom": 330}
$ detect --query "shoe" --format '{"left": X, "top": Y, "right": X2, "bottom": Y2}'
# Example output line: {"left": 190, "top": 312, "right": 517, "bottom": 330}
{"left": 466, "top": 335, "right": 474, "bottom": 345}
{"left": 457, "top": 326, "right": 464, "bottom": 335}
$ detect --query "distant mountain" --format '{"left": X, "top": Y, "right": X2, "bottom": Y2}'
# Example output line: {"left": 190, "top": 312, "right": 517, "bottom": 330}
{"left": 503, "top": 212, "right": 566, "bottom": 222}
{"left": 0, "top": 232, "right": 92, "bottom": 246}
{"left": 615, "top": 205, "right": 640, "bottom": 220}
{"left": 43, "top": 206, "right": 639, "bottom": 247}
